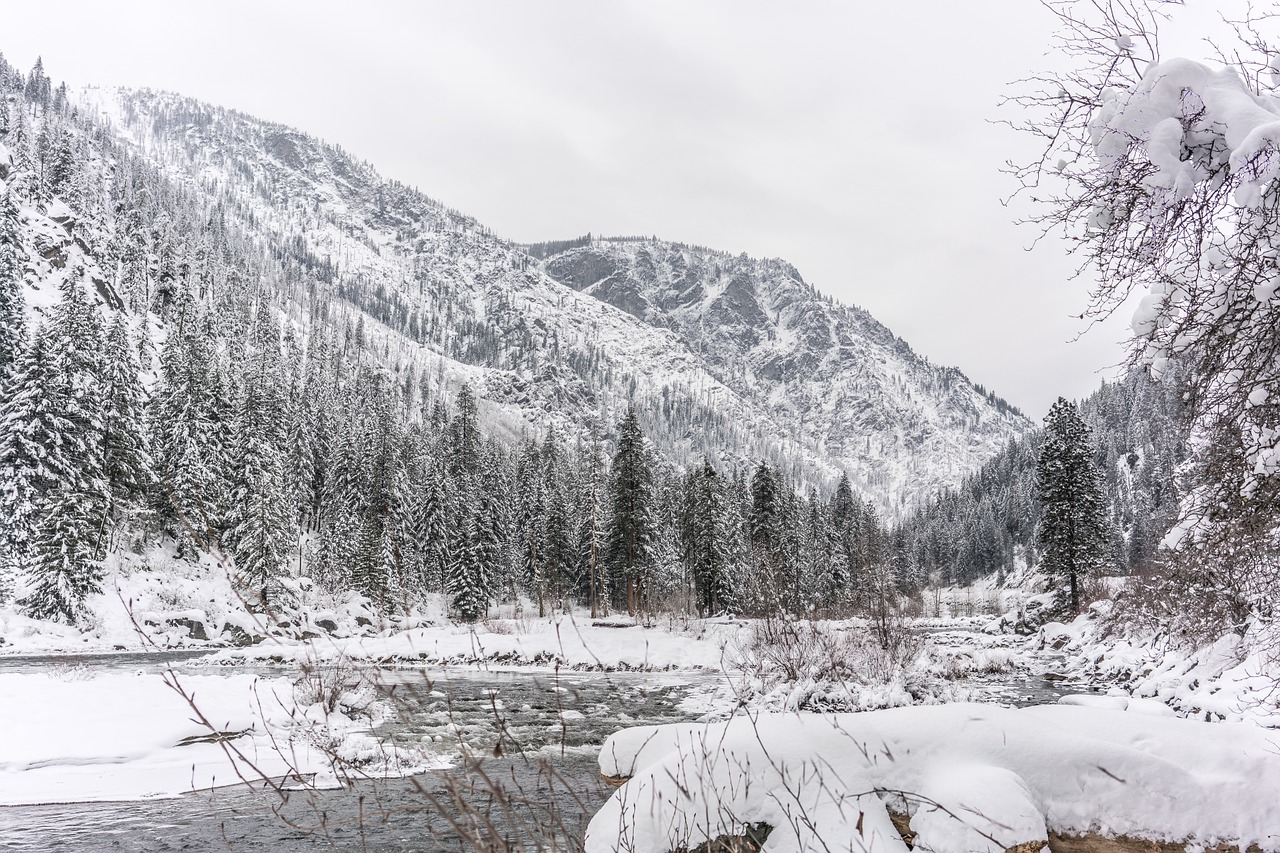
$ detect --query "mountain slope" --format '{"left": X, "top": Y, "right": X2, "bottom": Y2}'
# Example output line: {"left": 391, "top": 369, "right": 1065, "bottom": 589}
{"left": 539, "top": 239, "right": 1030, "bottom": 510}
{"left": 60, "top": 85, "right": 1028, "bottom": 514}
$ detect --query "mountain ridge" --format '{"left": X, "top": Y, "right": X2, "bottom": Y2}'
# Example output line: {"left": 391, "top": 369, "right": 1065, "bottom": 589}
{"left": 33, "top": 82, "right": 1030, "bottom": 515}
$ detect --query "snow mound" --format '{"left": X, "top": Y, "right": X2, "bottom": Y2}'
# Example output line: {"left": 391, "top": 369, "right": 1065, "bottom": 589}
{"left": 587, "top": 703, "right": 1280, "bottom": 852}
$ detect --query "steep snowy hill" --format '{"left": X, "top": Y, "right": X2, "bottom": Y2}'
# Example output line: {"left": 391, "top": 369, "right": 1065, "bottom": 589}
{"left": 59, "top": 85, "right": 1028, "bottom": 515}
{"left": 539, "top": 239, "right": 1030, "bottom": 512}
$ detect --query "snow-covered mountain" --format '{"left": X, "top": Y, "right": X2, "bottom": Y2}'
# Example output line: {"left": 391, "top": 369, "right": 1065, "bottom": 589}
{"left": 54, "top": 86, "right": 1027, "bottom": 515}
{"left": 538, "top": 239, "right": 1029, "bottom": 511}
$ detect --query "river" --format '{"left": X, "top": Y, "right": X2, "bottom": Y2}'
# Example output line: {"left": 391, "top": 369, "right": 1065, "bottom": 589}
{"left": 0, "top": 633, "right": 1086, "bottom": 852}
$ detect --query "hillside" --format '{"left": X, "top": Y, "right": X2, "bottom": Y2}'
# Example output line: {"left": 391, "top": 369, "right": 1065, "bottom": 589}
{"left": 0, "top": 54, "right": 1040, "bottom": 630}
{"left": 60, "top": 84, "right": 1029, "bottom": 516}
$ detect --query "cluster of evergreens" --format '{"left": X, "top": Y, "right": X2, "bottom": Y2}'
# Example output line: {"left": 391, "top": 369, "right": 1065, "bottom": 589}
{"left": 0, "top": 276, "right": 899, "bottom": 623}
{"left": 894, "top": 369, "right": 1188, "bottom": 589}
{"left": 0, "top": 56, "right": 908, "bottom": 625}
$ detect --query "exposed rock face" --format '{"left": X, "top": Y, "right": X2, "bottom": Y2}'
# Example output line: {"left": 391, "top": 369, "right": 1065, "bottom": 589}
{"left": 542, "top": 240, "right": 1030, "bottom": 514}
{"left": 175, "top": 618, "right": 208, "bottom": 641}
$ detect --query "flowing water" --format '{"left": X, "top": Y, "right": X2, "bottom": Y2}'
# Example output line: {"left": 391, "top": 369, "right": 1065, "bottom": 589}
{"left": 0, "top": 633, "right": 1086, "bottom": 852}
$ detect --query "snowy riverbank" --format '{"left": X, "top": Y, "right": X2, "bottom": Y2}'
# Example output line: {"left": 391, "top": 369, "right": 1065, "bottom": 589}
{"left": 0, "top": 667, "right": 440, "bottom": 805}
{"left": 1037, "top": 603, "right": 1280, "bottom": 728}
{"left": 587, "top": 702, "right": 1280, "bottom": 852}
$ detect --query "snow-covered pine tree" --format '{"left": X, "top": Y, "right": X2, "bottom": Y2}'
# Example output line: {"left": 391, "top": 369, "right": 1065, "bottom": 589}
{"left": 802, "top": 488, "right": 834, "bottom": 611}
{"left": 99, "top": 316, "right": 149, "bottom": 535}
{"left": 149, "top": 334, "right": 219, "bottom": 556}
{"left": 689, "top": 460, "right": 732, "bottom": 616}
{"left": 1036, "top": 397, "right": 1112, "bottom": 615}
{"left": 476, "top": 442, "right": 510, "bottom": 603}
{"left": 0, "top": 189, "right": 24, "bottom": 384}
{"left": 448, "top": 384, "right": 481, "bottom": 478}
{"left": 515, "top": 438, "right": 547, "bottom": 615}
{"left": 606, "top": 407, "right": 654, "bottom": 614}
{"left": 541, "top": 434, "right": 576, "bottom": 611}
{"left": 576, "top": 426, "right": 608, "bottom": 617}
{"left": 829, "top": 472, "right": 856, "bottom": 596}
{"left": 448, "top": 512, "right": 488, "bottom": 622}
{"left": 475, "top": 476, "right": 506, "bottom": 607}
{"left": 21, "top": 488, "right": 105, "bottom": 623}
{"left": 748, "top": 460, "right": 780, "bottom": 609}
{"left": 0, "top": 330, "right": 72, "bottom": 598}
{"left": 414, "top": 462, "right": 451, "bottom": 597}
{"left": 17, "top": 279, "right": 109, "bottom": 622}
{"left": 227, "top": 383, "right": 293, "bottom": 610}
{"left": 346, "top": 372, "right": 407, "bottom": 607}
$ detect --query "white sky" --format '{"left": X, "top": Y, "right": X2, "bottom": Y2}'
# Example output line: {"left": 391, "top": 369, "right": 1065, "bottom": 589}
{"left": 4, "top": 0, "right": 1197, "bottom": 419}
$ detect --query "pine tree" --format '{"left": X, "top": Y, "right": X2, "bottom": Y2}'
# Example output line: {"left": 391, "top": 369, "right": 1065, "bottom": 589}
{"left": 149, "top": 334, "right": 218, "bottom": 555}
{"left": 689, "top": 460, "right": 732, "bottom": 615}
{"left": 414, "top": 462, "right": 451, "bottom": 597}
{"left": 21, "top": 489, "right": 104, "bottom": 623}
{"left": 475, "top": 469, "right": 506, "bottom": 605}
{"left": 1036, "top": 397, "right": 1111, "bottom": 615}
{"left": 0, "top": 189, "right": 24, "bottom": 384}
{"left": 829, "top": 473, "right": 857, "bottom": 587}
{"left": 99, "top": 316, "right": 149, "bottom": 529}
{"left": 449, "top": 512, "right": 488, "bottom": 622}
{"left": 606, "top": 407, "right": 653, "bottom": 614}
{"left": 11, "top": 280, "right": 109, "bottom": 621}
{"left": 748, "top": 461, "right": 781, "bottom": 607}
{"left": 449, "top": 384, "right": 481, "bottom": 477}
{"left": 317, "top": 500, "right": 362, "bottom": 592}
{"left": 515, "top": 439, "right": 547, "bottom": 614}
{"left": 227, "top": 384, "right": 293, "bottom": 609}
{"left": 802, "top": 488, "right": 835, "bottom": 611}
{"left": 577, "top": 426, "right": 608, "bottom": 617}
{"left": 541, "top": 436, "right": 575, "bottom": 611}
{"left": 0, "top": 330, "right": 70, "bottom": 595}
{"left": 24, "top": 57, "right": 50, "bottom": 113}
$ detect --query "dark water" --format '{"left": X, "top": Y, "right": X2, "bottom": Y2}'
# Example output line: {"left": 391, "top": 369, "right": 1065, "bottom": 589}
{"left": 0, "top": 637, "right": 1082, "bottom": 852}
{"left": 0, "top": 760, "right": 608, "bottom": 852}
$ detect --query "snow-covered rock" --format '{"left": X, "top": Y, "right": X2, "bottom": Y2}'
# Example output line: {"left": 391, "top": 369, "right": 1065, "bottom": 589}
{"left": 588, "top": 703, "right": 1280, "bottom": 852}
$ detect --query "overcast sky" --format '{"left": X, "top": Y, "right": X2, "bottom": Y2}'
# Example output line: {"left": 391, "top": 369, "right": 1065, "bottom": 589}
{"left": 3, "top": 1, "right": 1181, "bottom": 418}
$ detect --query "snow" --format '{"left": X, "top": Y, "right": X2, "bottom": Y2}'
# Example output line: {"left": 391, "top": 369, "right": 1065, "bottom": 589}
{"left": 1090, "top": 54, "right": 1280, "bottom": 487}
{"left": 0, "top": 668, "right": 441, "bottom": 805}
{"left": 57, "top": 86, "right": 1031, "bottom": 521}
{"left": 587, "top": 702, "right": 1280, "bottom": 853}
{"left": 1037, "top": 608, "right": 1280, "bottom": 728}
{"left": 0, "top": 547, "right": 388, "bottom": 656}
{"left": 202, "top": 615, "right": 738, "bottom": 673}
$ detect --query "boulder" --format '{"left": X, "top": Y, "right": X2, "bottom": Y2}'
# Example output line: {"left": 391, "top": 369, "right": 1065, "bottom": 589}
{"left": 174, "top": 618, "right": 208, "bottom": 641}
{"left": 221, "top": 624, "right": 260, "bottom": 647}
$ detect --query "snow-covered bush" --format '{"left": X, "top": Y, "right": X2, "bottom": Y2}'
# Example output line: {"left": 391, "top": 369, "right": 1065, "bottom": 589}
{"left": 293, "top": 661, "right": 378, "bottom": 719}
{"left": 727, "top": 618, "right": 940, "bottom": 712}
